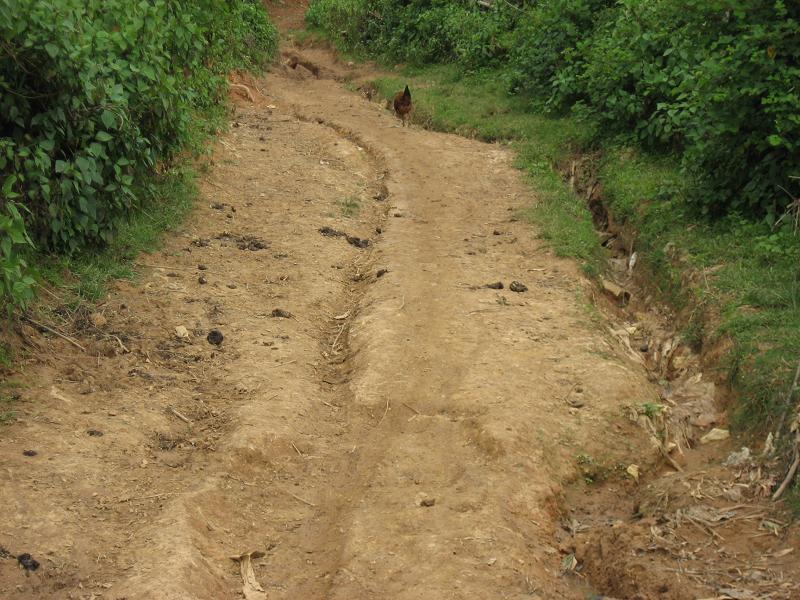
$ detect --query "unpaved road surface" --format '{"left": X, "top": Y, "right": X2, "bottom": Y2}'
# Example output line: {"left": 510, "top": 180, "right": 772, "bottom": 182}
{"left": 2, "top": 7, "right": 799, "bottom": 599}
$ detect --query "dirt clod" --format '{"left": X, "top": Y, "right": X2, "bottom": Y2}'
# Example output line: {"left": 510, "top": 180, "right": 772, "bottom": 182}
{"left": 485, "top": 281, "right": 504, "bottom": 290}
{"left": 319, "top": 226, "right": 344, "bottom": 237}
{"left": 319, "top": 227, "right": 370, "bottom": 248}
{"left": 16, "top": 553, "right": 39, "bottom": 572}
{"left": 206, "top": 330, "right": 224, "bottom": 346}
{"left": 87, "top": 430, "right": 104, "bottom": 437}
{"left": 88, "top": 313, "right": 107, "bottom": 328}
{"left": 373, "top": 184, "right": 389, "bottom": 201}
{"left": 376, "top": 269, "right": 389, "bottom": 278}
{"left": 198, "top": 264, "right": 208, "bottom": 270}
{"left": 271, "top": 309, "right": 293, "bottom": 319}
{"left": 22, "top": 450, "right": 37, "bottom": 457}
{"left": 238, "top": 237, "right": 268, "bottom": 251}
{"left": 419, "top": 497, "right": 436, "bottom": 507}
{"left": 346, "top": 235, "right": 370, "bottom": 249}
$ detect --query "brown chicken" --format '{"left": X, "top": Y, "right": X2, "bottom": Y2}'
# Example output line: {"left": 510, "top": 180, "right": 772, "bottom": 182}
{"left": 393, "top": 85, "right": 412, "bottom": 127}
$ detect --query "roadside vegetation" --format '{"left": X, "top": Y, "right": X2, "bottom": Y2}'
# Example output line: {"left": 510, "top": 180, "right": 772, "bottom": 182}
{"left": 0, "top": 0, "right": 277, "bottom": 317}
{"left": 305, "top": 1, "right": 800, "bottom": 446}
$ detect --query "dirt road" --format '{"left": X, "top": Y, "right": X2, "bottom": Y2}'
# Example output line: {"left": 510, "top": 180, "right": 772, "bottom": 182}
{"left": 1, "top": 7, "right": 799, "bottom": 599}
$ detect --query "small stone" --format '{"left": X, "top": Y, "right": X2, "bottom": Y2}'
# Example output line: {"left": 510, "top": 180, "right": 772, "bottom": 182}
{"left": 198, "top": 264, "right": 208, "bottom": 270}
{"left": 271, "top": 309, "right": 292, "bottom": 319}
{"left": 509, "top": 281, "right": 528, "bottom": 293}
{"left": 227, "top": 282, "right": 238, "bottom": 289}
{"left": 88, "top": 313, "right": 107, "bottom": 328}
{"left": 87, "top": 429, "right": 104, "bottom": 437}
{"left": 723, "top": 447, "right": 751, "bottom": 467}
{"left": 700, "top": 428, "right": 730, "bottom": 444}
{"left": 493, "top": 230, "right": 502, "bottom": 236}
{"left": 198, "top": 275, "right": 208, "bottom": 285}
{"left": 639, "top": 343, "right": 649, "bottom": 352}
{"left": 175, "top": 325, "right": 190, "bottom": 339}
{"left": 207, "top": 330, "right": 224, "bottom": 346}
{"left": 22, "top": 450, "right": 37, "bottom": 457}
{"left": 419, "top": 497, "right": 436, "bottom": 507}
{"left": 485, "top": 282, "right": 504, "bottom": 290}
{"left": 376, "top": 269, "right": 389, "bottom": 278}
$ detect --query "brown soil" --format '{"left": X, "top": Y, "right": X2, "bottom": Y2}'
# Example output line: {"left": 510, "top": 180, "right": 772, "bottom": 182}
{"left": 1, "top": 3, "right": 798, "bottom": 599}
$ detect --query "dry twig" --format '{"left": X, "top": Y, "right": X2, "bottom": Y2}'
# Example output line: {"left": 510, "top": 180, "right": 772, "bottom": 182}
{"left": 169, "top": 407, "right": 192, "bottom": 425}
{"left": 23, "top": 315, "right": 86, "bottom": 352}
{"left": 773, "top": 448, "right": 800, "bottom": 501}
{"left": 287, "top": 491, "right": 316, "bottom": 507}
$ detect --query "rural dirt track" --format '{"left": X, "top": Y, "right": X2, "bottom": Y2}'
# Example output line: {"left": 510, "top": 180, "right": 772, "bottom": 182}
{"left": 1, "top": 3, "right": 800, "bottom": 599}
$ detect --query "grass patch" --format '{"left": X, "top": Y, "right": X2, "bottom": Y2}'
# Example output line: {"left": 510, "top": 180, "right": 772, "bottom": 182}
{"left": 0, "top": 343, "right": 11, "bottom": 369}
{"left": 35, "top": 166, "right": 199, "bottom": 306}
{"left": 0, "top": 381, "right": 22, "bottom": 426}
{"left": 338, "top": 196, "right": 361, "bottom": 218}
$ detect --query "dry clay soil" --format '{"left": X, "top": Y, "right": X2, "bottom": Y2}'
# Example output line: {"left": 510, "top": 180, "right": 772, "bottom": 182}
{"left": 2, "top": 8, "right": 800, "bottom": 600}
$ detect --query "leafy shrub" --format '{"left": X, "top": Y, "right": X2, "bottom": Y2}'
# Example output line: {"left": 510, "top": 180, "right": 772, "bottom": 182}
{"left": 508, "top": 0, "right": 613, "bottom": 102}
{"left": 307, "top": 0, "right": 516, "bottom": 68}
{"left": 0, "top": 0, "right": 276, "bottom": 311}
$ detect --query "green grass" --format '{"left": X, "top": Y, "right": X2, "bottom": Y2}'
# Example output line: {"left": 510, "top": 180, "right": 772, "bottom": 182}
{"left": 35, "top": 166, "right": 199, "bottom": 306}
{"left": 0, "top": 380, "right": 23, "bottom": 426}
{"left": 0, "top": 344, "right": 11, "bottom": 369}
{"left": 338, "top": 196, "right": 361, "bottom": 218}
{"left": 362, "top": 62, "right": 800, "bottom": 440}
{"left": 600, "top": 146, "right": 800, "bottom": 428}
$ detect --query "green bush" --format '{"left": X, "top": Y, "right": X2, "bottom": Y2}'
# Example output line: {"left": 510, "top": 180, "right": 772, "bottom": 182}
{"left": 508, "top": 0, "right": 613, "bottom": 103}
{"left": 567, "top": 0, "right": 800, "bottom": 217}
{"left": 307, "top": 0, "right": 516, "bottom": 69}
{"left": 0, "top": 0, "right": 276, "bottom": 312}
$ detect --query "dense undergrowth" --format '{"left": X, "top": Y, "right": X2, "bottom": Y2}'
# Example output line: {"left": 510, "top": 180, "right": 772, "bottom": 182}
{"left": 0, "top": 0, "right": 277, "bottom": 313}
{"left": 306, "top": 1, "right": 800, "bottom": 439}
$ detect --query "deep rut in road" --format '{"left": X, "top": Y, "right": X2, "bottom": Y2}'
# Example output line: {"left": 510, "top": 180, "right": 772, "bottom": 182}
{"left": 1, "top": 9, "right": 799, "bottom": 599}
